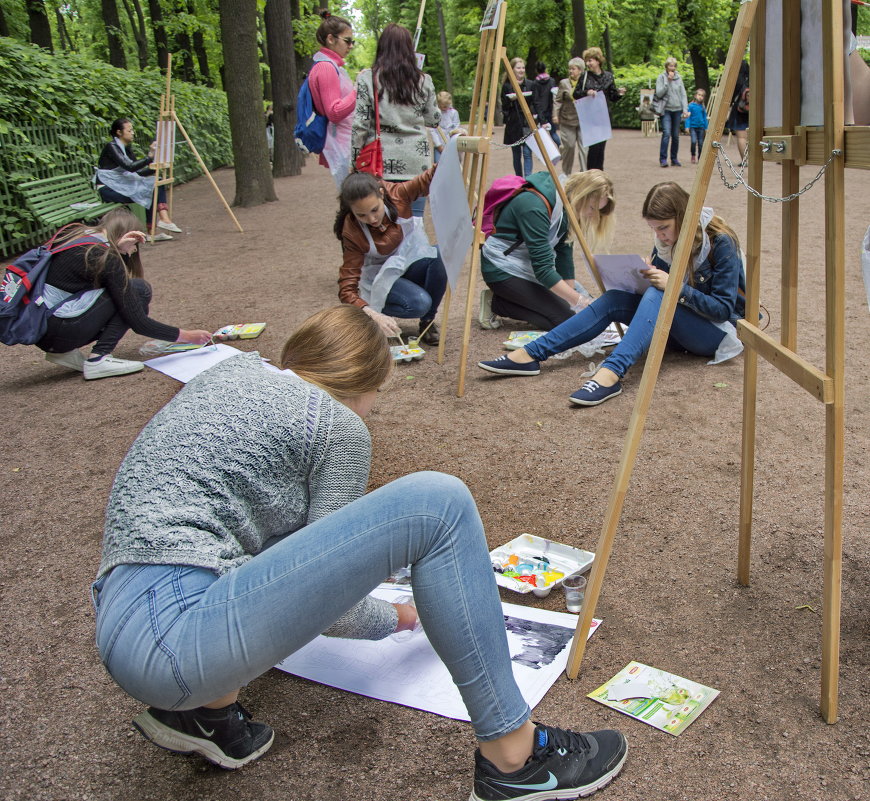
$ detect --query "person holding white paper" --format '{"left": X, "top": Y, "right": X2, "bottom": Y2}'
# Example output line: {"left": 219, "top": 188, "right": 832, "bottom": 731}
{"left": 479, "top": 170, "right": 615, "bottom": 330}
{"left": 91, "top": 304, "right": 629, "bottom": 798}
{"left": 553, "top": 57, "right": 588, "bottom": 174}
{"left": 479, "top": 182, "right": 745, "bottom": 406}
{"left": 572, "top": 47, "right": 625, "bottom": 170}
{"left": 335, "top": 167, "right": 446, "bottom": 345}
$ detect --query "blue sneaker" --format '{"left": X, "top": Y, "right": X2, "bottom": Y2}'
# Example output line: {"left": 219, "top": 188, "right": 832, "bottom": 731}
{"left": 569, "top": 379, "right": 623, "bottom": 406}
{"left": 470, "top": 723, "right": 627, "bottom": 800}
{"left": 478, "top": 354, "right": 540, "bottom": 376}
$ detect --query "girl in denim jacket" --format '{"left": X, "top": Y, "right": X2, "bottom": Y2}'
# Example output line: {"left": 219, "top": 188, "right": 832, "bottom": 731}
{"left": 478, "top": 182, "right": 745, "bottom": 407}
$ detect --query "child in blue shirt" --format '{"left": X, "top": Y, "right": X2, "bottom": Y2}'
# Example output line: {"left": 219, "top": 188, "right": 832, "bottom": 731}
{"left": 686, "top": 89, "right": 708, "bottom": 163}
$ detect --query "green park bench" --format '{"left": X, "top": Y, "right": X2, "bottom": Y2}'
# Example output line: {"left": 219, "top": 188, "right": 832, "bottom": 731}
{"left": 17, "top": 173, "right": 147, "bottom": 230}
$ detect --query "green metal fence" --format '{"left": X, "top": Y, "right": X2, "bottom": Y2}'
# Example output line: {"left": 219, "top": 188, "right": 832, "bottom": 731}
{"left": 0, "top": 121, "right": 208, "bottom": 259}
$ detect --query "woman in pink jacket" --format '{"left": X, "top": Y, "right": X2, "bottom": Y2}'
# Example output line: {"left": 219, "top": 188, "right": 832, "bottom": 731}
{"left": 307, "top": 10, "right": 357, "bottom": 187}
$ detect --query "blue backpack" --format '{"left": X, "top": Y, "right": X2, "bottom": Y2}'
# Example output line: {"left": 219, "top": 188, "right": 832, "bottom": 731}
{"left": 294, "top": 57, "right": 340, "bottom": 156}
{"left": 1, "top": 233, "right": 106, "bottom": 346}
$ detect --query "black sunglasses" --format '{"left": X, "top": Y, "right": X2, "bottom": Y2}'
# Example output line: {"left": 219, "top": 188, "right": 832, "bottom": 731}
{"left": 339, "top": 36, "right": 355, "bottom": 46}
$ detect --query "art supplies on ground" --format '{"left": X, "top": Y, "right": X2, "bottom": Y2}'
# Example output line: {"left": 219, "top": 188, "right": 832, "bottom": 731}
{"left": 490, "top": 534, "right": 594, "bottom": 598}
{"left": 594, "top": 254, "right": 651, "bottom": 295}
{"left": 503, "top": 330, "right": 545, "bottom": 350}
{"left": 275, "top": 583, "right": 601, "bottom": 722}
{"left": 390, "top": 343, "right": 425, "bottom": 362}
{"left": 214, "top": 322, "right": 266, "bottom": 340}
{"left": 588, "top": 661, "right": 720, "bottom": 736}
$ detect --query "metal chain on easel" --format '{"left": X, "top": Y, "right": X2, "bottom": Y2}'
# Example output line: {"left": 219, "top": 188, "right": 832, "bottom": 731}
{"left": 711, "top": 140, "right": 842, "bottom": 203}
{"left": 491, "top": 128, "right": 541, "bottom": 150}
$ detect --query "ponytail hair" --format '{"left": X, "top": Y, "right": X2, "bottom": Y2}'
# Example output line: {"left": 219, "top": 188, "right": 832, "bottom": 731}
{"left": 280, "top": 306, "right": 392, "bottom": 401}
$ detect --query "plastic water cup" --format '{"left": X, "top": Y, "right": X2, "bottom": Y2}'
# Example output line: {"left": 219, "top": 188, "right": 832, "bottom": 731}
{"left": 563, "top": 574, "right": 587, "bottom": 613}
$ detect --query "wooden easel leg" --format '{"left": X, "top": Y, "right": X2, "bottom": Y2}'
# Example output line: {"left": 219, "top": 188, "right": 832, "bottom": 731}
{"left": 172, "top": 112, "right": 244, "bottom": 233}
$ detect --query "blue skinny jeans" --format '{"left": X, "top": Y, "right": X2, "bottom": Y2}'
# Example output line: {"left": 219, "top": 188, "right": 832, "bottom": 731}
{"left": 659, "top": 110, "right": 683, "bottom": 163}
{"left": 690, "top": 128, "right": 706, "bottom": 158}
{"left": 511, "top": 143, "right": 533, "bottom": 177}
{"left": 524, "top": 287, "right": 727, "bottom": 379}
{"left": 382, "top": 254, "right": 447, "bottom": 323}
{"left": 92, "top": 472, "right": 530, "bottom": 741}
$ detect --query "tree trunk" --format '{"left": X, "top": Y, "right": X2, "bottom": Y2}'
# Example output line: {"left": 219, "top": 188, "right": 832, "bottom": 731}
{"left": 602, "top": 25, "right": 612, "bottom": 70}
{"left": 101, "top": 0, "right": 127, "bottom": 67}
{"left": 290, "top": 0, "right": 307, "bottom": 88}
{"left": 675, "top": 0, "right": 710, "bottom": 92}
{"left": 218, "top": 0, "right": 277, "bottom": 206}
{"left": 435, "top": 0, "right": 452, "bottom": 95}
{"left": 121, "top": 0, "right": 149, "bottom": 69}
{"left": 569, "top": 0, "right": 586, "bottom": 58}
{"left": 259, "top": 11, "right": 272, "bottom": 101}
{"left": 26, "top": 0, "right": 54, "bottom": 51}
{"left": 0, "top": 4, "right": 9, "bottom": 38}
{"left": 173, "top": 1, "right": 195, "bottom": 81}
{"left": 265, "top": 0, "right": 305, "bottom": 177}
{"left": 189, "top": 0, "right": 212, "bottom": 85}
{"left": 55, "top": 7, "right": 72, "bottom": 51}
{"left": 147, "top": 0, "right": 170, "bottom": 70}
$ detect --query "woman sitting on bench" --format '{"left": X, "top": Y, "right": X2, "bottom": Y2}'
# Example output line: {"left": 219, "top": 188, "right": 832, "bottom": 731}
{"left": 95, "top": 118, "right": 182, "bottom": 241}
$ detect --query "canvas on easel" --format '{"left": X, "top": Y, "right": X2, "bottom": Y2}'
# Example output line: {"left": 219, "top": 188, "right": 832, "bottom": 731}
{"left": 148, "top": 54, "right": 244, "bottom": 241}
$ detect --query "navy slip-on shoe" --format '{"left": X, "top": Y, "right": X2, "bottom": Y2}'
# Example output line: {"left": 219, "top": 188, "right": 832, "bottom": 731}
{"left": 478, "top": 354, "right": 541, "bottom": 376}
{"left": 569, "top": 379, "right": 623, "bottom": 406}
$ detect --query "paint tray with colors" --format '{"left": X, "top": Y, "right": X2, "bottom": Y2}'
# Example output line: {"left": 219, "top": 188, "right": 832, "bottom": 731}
{"left": 215, "top": 323, "right": 266, "bottom": 340}
{"left": 490, "top": 534, "right": 594, "bottom": 598}
{"left": 390, "top": 344, "right": 425, "bottom": 362}
{"left": 503, "top": 331, "right": 545, "bottom": 350}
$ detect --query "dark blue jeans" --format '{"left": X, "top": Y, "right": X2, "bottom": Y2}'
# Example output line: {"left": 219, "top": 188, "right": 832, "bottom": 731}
{"left": 690, "top": 128, "right": 706, "bottom": 158}
{"left": 524, "top": 287, "right": 726, "bottom": 378}
{"left": 659, "top": 110, "right": 683, "bottom": 163}
{"left": 381, "top": 254, "right": 447, "bottom": 323}
{"left": 511, "top": 144, "right": 533, "bottom": 177}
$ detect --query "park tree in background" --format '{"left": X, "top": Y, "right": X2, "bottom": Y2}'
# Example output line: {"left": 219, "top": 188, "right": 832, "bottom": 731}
{"left": 26, "top": 0, "right": 53, "bottom": 51}
{"left": 570, "top": 0, "right": 587, "bottom": 57}
{"left": 265, "top": 0, "right": 304, "bottom": 177}
{"left": 218, "top": 0, "right": 276, "bottom": 205}
{"left": 102, "top": 0, "right": 127, "bottom": 67}
{"left": 121, "top": 0, "right": 150, "bottom": 68}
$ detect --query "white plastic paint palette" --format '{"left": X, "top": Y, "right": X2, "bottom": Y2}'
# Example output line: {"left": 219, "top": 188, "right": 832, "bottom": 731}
{"left": 490, "top": 534, "right": 595, "bottom": 598}
{"left": 390, "top": 344, "right": 425, "bottom": 362}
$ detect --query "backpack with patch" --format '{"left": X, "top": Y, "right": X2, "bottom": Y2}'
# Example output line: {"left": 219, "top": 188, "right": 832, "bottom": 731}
{"left": 294, "top": 57, "right": 340, "bottom": 156}
{"left": 479, "top": 175, "right": 553, "bottom": 255}
{"left": 1, "top": 232, "right": 106, "bottom": 346}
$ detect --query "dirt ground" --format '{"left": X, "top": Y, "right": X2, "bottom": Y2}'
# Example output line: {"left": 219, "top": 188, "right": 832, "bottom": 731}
{"left": 1, "top": 128, "right": 868, "bottom": 801}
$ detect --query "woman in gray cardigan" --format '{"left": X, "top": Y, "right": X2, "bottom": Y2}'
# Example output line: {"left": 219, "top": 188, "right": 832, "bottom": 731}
{"left": 351, "top": 23, "right": 440, "bottom": 217}
{"left": 655, "top": 57, "right": 689, "bottom": 167}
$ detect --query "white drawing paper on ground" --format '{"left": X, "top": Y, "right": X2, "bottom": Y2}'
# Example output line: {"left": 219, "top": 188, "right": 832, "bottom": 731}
{"left": 429, "top": 135, "right": 474, "bottom": 290}
{"left": 574, "top": 92, "right": 612, "bottom": 147}
{"left": 588, "top": 661, "right": 720, "bottom": 736}
{"left": 594, "top": 254, "right": 650, "bottom": 295}
{"left": 527, "top": 127, "right": 561, "bottom": 165}
{"left": 275, "top": 583, "right": 602, "bottom": 722}
{"left": 144, "top": 343, "right": 243, "bottom": 383}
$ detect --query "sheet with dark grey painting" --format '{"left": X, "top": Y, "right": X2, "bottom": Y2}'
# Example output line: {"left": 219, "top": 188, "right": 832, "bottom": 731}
{"left": 274, "top": 583, "right": 601, "bottom": 721}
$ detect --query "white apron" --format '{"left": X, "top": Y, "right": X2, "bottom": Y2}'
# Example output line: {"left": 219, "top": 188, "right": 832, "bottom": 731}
{"left": 318, "top": 54, "right": 354, "bottom": 189}
{"left": 481, "top": 192, "right": 564, "bottom": 285}
{"left": 358, "top": 216, "right": 436, "bottom": 313}
{"left": 95, "top": 137, "right": 155, "bottom": 208}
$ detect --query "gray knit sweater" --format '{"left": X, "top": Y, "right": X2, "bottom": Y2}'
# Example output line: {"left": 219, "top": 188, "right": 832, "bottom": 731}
{"left": 98, "top": 352, "right": 397, "bottom": 640}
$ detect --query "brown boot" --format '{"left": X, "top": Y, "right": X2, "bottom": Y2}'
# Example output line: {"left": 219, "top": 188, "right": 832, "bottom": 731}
{"left": 419, "top": 320, "right": 440, "bottom": 346}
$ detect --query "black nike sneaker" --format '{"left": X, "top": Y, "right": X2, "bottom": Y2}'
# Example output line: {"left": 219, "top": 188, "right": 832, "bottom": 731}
{"left": 470, "top": 723, "right": 627, "bottom": 800}
{"left": 132, "top": 702, "right": 274, "bottom": 769}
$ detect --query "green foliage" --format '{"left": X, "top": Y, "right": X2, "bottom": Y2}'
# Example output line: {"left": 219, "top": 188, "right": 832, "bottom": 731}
{"left": 0, "top": 36, "right": 232, "bottom": 254}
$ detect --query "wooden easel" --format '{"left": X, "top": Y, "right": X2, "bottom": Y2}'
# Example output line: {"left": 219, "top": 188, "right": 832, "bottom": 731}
{"left": 565, "top": 0, "right": 859, "bottom": 723}
{"left": 448, "top": 0, "right": 607, "bottom": 396}
{"left": 149, "top": 55, "right": 243, "bottom": 240}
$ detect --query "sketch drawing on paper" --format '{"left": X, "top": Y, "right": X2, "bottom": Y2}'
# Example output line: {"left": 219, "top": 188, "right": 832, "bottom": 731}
{"left": 504, "top": 615, "right": 574, "bottom": 670}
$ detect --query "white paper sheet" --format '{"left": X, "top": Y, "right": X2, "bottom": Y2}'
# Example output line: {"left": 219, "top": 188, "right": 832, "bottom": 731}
{"left": 594, "top": 254, "right": 650, "bottom": 295}
{"left": 527, "top": 127, "right": 561, "bottom": 165}
{"left": 144, "top": 343, "right": 244, "bottom": 382}
{"left": 575, "top": 92, "right": 612, "bottom": 147}
{"left": 429, "top": 136, "right": 474, "bottom": 290}
{"left": 275, "top": 583, "right": 601, "bottom": 722}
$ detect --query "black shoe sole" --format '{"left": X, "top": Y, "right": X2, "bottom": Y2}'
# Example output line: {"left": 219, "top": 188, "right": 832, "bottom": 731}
{"left": 132, "top": 710, "right": 274, "bottom": 770}
{"left": 478, "top": 362, "right": 540, "bottom": 376}
{"left": 568, "top": 386, "right": 622, "bottom": 406}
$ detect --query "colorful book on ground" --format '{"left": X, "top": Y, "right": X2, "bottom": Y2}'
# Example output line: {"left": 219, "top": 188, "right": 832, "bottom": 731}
{"left": 588, "top": 661, "right": 719, "bottom": 736}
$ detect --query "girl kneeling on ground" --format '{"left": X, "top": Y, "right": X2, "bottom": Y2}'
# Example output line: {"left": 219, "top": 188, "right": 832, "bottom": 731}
{"left": 336, "top": 168, "right": 446, "bottom": 345}
{"left": 478, "top": 181, "right": 745, "bottom": 406}
{"left": 91, "top": 305, "right": 628, "bottom": 799}
{"left": 479, "top": 169, "right": 615, "bottom": 331}
{"left": 37, "top": 209, "right": 213, "bottom": 380}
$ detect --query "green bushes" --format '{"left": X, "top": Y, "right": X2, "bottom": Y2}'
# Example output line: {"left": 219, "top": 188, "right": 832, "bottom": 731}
{"left": 0, "top": 37, "right": 233, "bottom": 256}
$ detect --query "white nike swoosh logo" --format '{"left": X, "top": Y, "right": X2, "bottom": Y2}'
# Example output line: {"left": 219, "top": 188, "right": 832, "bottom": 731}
{"left": 194, "top": 720, "right": 215, "bottom": 738}
{"left": 493, "top": 772, "right": 558, "bottom": 791}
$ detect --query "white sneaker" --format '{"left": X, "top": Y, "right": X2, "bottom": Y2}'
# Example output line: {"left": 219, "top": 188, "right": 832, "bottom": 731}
{"left": 478, "top": 289, "right": 502, "bottom": 330}
{"left": 45, "top": 349, "right": 85, "bottom": 371}
{"left": 157, "top": 220, "right": 183, "bottom": 233}
{"left": 148, "top": 232, "right": 174, "bottom": 242}
{"left": 83, "top": 354, "right": 145, "bottom": 380}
